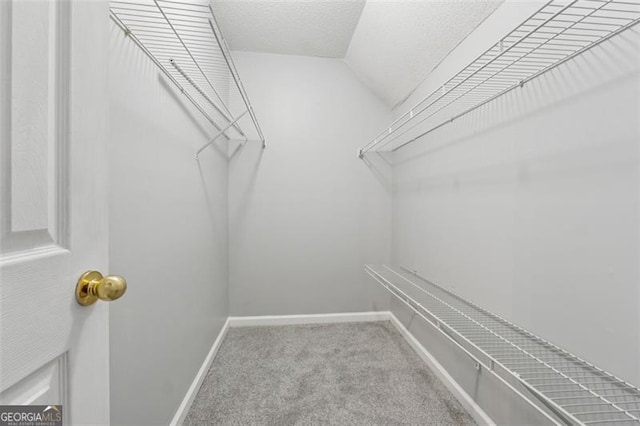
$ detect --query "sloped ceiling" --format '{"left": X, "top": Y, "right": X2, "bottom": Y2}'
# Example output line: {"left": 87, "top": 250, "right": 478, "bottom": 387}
{"left": 212, "top": 0, "right": 503, "bottom": 107}
{"left": 346, "top": 1, "right": 503, "bottom": 107}
{"left": 212, "top": 0, "right": 366, "bottom": 58}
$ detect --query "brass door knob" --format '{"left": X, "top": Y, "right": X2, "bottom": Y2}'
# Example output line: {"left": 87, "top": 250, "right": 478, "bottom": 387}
{"left": 75, "top": 271, "right": 127, "bottom": 306}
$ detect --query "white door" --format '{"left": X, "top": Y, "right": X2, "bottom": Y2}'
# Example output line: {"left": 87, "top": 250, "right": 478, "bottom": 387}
{"left": 0, "top": 0, "right": 113, "bottom": 424}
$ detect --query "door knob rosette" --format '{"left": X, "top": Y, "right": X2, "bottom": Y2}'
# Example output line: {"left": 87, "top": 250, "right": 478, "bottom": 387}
{"left": 75, "top": 271, "right": 127, "bottom": 306}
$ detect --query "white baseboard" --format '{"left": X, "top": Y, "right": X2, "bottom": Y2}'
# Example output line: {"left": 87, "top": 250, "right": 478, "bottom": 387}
{"left": 171, "top": 311, "right": 493, "bottom": 426}
{"left": 387, "top": 313, "right": 495, "bottom": 426}
{"left": 169, "top": 318, "right": 230, "bottom": 426}
{"left": 227, "top": 311, "right": 392, "bottom": 327}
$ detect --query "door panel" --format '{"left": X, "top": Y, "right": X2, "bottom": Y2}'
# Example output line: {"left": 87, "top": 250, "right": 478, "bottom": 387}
{"left": 0, "top": 0, "right": 73, "bottom": 391}
{"left": 1, "top": 0, "right": 68, "bottom": 255}
{"left": 0, "top": 355, "right": 66, "bottom": 406}
{"left": 0, "top": 1, "right": 110, "bottom": 424}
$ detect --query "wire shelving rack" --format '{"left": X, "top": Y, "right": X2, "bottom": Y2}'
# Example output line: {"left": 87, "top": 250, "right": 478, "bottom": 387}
{"left": 110, "top": 0, "right": 265, "bottom": 154}
{"left": 366, "top": 265, "right": 640, "bottom": 425}
{"left": 358, "top": 0, "right": 640, "bottom": 157}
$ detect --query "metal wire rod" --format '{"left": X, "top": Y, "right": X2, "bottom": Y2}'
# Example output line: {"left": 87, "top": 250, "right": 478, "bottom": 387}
{"left": 552, "top": 396, "right": 612, "bottom": 401}
{"left": 539, "top": 384, "right": 628, "bottom": 392}
{"left": 358, "top": 0, "right": 640, "bottom": 156}
{"left": 111, "top": 0, "right": 267, "bottom": 149}
{"left": 384, "top": 13, "right": 637, "bottom": 151}
{"left": 153, "top": 0, "right": 235, "bottom": 122}
{"left": 564, "top": 402, "right": 638, "bottom": 409}
{"left": 538, "top": 381, "right": 637, "bottom": 390}
{"left": 110, "top": 10, "right": 228, "bottom": 138}
{"left": 195, "top": 109, "right": 248, "bottom": 158}
{"left": 367, "top": 266, "right": 573, "bottom": 425}
{"left": 399, "top": 265, "right": 640, "bottom": 399}
{"left": 385, "top": 277, "right": 632, "bottom": 422}
{"left": 573, "top": 411, "right": 630, "bottom": 416}
{"left": 207, "top": 6, "right": 265, "bottom": 148}
{"left": 545, "top": 389, "right": 609, "bottom": 395}
{"left": 368, "top": 265, "right": 640, "bottom": 425}
{"left": 529, "top": 378, "right": 633, "bottom": 385}
{"left": 378, "top": 0, "right": 609, "bottom": 152}
{"left": 170, "top": 58, "right": 245, "bottom": 138}
{"left": 360, "top": 0, "right": 569, "bottom": 155}
{"left": 503, "top": 357, "right": 581, "bottom": 365}
{"left": 517, "top": 367, "right": 596, "bottom": 375}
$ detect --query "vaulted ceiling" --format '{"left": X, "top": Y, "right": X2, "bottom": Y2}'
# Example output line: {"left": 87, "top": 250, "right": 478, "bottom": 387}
{"left": 213, "top": 0, "right": 503, "bottom": 108}
{"left": 345, "top": 1, "right": 503, "bottom": 107}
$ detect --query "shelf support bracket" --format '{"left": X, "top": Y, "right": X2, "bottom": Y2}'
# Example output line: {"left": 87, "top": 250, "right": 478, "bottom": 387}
{"left": 195, "top": 110, "right": 249, "bottom": 159}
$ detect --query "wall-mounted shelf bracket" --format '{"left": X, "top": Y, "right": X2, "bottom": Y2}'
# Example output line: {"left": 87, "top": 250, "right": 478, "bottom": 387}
{"left": 195, "top": 110, "right": 248, "bottom": 159}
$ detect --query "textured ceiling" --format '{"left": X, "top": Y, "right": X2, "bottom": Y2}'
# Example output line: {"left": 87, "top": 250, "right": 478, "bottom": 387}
{"left": 212, "top": 0, "right": 503, "bottom": 108}
{"left": 211, "top": 0, "right": 366, "bottom": 58}
{"left": 345, "top": 1, "right": 504, "bottom": 107}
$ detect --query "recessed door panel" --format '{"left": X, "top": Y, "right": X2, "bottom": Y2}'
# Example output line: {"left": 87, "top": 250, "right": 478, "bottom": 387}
{"left": 0, "top": 355, "right": 66, "bottom": 406}
{"left": 0, "top": 0, "right": 68, "bottom": 257}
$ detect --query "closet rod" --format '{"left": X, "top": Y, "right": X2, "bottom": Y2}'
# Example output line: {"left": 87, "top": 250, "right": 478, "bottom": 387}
{"left": 358, "top": 0, "right": 560, "bottom": 156}
{"left": 367, "top": 265, "right": 640, "bottom": 425}
{"left": 208, "top": 5, "right": 266, "bottom": 148}
{"left": 153, "top": 0, "right": 244, "bottom": 138}
{"left": 358, "top": 0, "right": 640, "bottom": 157}
{"left": 389, "top": 5, "right": 640, "bottom": 154}
{"left": 195, "top": 109, "right": 248, "bottom": 158}
{"left": 366, "top": 266, "right": 568, "bottom": 425}
{"left": 110, "top": 10, "right": 229, "bottom": 140}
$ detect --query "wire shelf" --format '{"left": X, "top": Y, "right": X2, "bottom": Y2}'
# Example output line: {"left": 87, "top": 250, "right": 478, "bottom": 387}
{"left": 110, "top": 0, "right": 265, "bottom": 151}
{"left": 358, "top": 0, "right": 640, "bottom": 157}
{"left": 366, "top": 265, "right": 640, "bottom": 425}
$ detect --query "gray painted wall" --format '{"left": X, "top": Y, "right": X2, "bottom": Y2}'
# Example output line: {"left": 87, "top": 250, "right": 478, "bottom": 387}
{"left": 105, "top": 3, "right": 639, "bottom": 423}
{"left": 389, "top": 3, "right": 640, "bottom": 388}
{"left": 228, "top": 52, "right": 392, "bottom": 316}
{"left": 108, "top": 21, "right": 229, "bottom": 426}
